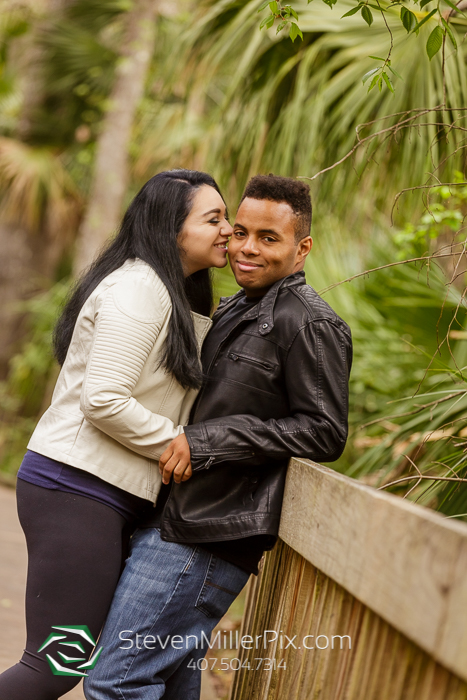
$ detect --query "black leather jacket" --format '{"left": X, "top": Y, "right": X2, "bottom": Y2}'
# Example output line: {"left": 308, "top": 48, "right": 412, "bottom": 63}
{"left": 160, "top": 271, "right": 352, "bottom": 545}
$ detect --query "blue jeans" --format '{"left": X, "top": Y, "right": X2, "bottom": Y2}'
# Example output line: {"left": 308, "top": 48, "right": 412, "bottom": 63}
{"left": 83, "top": 527, "right": 250, "bottom": 700}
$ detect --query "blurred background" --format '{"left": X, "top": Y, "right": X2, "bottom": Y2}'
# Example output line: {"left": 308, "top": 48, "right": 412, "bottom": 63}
{"left": 1, "top": 0, "right": 467, "bottom": 521}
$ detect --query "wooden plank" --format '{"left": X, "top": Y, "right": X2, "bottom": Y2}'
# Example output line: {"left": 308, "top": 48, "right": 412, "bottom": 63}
{"left": 278, "top": 458, "right": 467, "bottom": 682}
{"left": 229, "top": 543, "right": 467, "bottom": 700}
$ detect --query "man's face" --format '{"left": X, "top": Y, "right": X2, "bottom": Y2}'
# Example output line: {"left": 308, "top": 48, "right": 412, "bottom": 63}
{"left": 228, "top": 197, "right": 312, "bottom": 297}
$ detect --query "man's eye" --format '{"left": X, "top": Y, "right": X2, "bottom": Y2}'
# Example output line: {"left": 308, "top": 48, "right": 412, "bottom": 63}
{"left": 233, "top": 230, "right": 245, "bottom": 236}
{"left": 264, "top": 237, "right": 276, "bottom": 243}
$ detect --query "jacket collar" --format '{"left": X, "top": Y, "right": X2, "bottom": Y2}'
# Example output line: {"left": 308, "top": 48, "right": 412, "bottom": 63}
{"left": 214, "top": 271, "right": 306, "bottom": 336}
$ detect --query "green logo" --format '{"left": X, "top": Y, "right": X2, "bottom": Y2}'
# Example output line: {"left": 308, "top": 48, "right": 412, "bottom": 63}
{"left": 37, "top": 625, "right": 103, "bottom": 677}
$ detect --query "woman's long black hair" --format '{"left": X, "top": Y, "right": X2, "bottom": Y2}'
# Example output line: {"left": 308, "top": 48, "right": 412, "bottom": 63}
{"left": 54, "top": 169, "right": 224, "bottom": 390}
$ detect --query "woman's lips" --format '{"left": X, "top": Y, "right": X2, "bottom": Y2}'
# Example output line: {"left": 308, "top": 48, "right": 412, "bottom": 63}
{"left": 236, "top": 260, "right": 262, "bottom": 271}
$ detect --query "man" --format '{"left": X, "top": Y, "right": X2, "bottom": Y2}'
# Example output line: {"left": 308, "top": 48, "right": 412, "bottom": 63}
{"left": 84, "top": 175, "right": 352, "bottom": 700}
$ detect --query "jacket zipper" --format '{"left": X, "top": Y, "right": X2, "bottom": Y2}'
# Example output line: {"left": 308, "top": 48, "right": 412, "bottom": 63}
{"left": 227, "top": 352, "right": 273, "bottom": 371}
{"left": 198, "top": 451, "right": 256, "bottom": 470}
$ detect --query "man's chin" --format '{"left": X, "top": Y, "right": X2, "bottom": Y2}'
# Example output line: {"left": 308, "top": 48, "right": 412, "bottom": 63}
{"left": 230, "top": 269, "right": 258, "bottom": 291}
{"left": 233, "top": 277, "right": 267, "bottom": 298}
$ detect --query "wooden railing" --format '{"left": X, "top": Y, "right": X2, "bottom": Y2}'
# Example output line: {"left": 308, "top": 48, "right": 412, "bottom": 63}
{"left": 229, "top": 458, "right": 467, "bottom": 700}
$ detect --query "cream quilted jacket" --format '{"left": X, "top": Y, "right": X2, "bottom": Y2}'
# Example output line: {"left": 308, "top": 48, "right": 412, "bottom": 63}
{"left": 28, "top": 258, "right": 212, "bottom": 502}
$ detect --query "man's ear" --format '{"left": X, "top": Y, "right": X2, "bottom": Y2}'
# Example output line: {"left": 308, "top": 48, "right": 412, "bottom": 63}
{"left": 294, "top": 236, "right": 313, "bottom": 271}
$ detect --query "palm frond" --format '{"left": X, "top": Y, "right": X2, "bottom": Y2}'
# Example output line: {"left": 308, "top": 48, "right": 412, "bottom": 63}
{"left": 0, "top": 137, "right": 80, "bottom": 232}
{"left": 137, "top": 0, "right": 467, "bottom": 216}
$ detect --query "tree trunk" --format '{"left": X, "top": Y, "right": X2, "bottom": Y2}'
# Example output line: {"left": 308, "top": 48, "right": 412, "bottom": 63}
{"left": 73, "top": 0, "right": 160, "bottom": 275}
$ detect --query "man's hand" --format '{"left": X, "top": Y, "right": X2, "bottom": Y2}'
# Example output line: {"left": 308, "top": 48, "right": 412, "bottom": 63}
{"left": 159, "top": 433, "right": 192, "bottom": 485}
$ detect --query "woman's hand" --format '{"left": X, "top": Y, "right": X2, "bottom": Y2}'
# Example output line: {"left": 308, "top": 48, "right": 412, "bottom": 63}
{"left": 159, "top": 434, "right": 192, "bottom": 485}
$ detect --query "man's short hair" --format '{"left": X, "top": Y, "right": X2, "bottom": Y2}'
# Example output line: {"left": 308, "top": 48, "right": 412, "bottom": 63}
{"left": 240, "top": 174, "right": 312, "bottom": 242}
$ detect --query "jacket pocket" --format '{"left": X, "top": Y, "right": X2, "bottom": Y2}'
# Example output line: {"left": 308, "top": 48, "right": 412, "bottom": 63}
{"left": 227, "top": 352, "right": 273, "bottom": 371}
{"left": 195, "top": 555, "right": 250, "bottom": 619}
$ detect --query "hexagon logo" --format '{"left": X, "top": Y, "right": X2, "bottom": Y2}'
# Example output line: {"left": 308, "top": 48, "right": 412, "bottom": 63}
{"left": 37, "top": 625, "right": 103, "bottom": 677}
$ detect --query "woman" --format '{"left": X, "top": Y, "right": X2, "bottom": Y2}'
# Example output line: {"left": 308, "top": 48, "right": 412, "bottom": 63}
{"left": 0, "top": 169, "right": 233, "bottom": 700}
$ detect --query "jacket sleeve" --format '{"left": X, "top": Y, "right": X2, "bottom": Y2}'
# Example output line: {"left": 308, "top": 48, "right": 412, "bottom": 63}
{"left": 184, "top": 320, "right": 352, "bottom": 470}
{"left": 80, "top": 276, "right": 184, "bottom": 460}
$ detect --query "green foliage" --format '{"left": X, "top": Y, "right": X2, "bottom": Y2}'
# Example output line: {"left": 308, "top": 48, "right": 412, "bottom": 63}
{"left": 0, "top": 0, "right": 131, "bottom": 146}
{"left": 0, "top": 0, "right": 465, "bottom": 527}
{"left": 258, "top": 0, "right": 303, "bottom": 41}
{"left": 164, "top": 0, "right": 467, "bottom": 217}
{"left": 362, "top": 57, "right": 398, "bottom": 93}
{"left": 0, "top": 0, "right": 135, "bottom": 236}
{"left": 212, "top": 265, "right": 241, "bottom": 302}
{"left": 330, "top": 189, "right": 467, "bottom": 518}
{"left": 0, "top": 137, "right": 80, "bottom": 232}
{"left": 400, "top": 7, "right": 417, "bottom": 32}
{"left": 361, "top": 5, "right": 373, "bottom": 25}
{"left": 392, "top": 173, "right": 467, "bottom": 259}
{"left": 0, "top": 3, "right": 32, "bottom": 135}
{"left": 35, "top": 0, "right": 127, "bottom": 146}
{"left": 347, "top": 371, "right": 467, "bottom": 519}
{"left": 316, "top": 240, "right": 463, "bottom": 430}
{"left": 426, "top": 25, "right": 444, "bottom": 60}
{"left": 393, "top": 207, "right": 463, "bottom": 259}
{"left": 256, "top": 0, "right": 466, "bottom": 89}
{"left": 6, "top": 282, "right": 69, "bottom": 411}
{"left": 0, "top": 280, "right": 70, "bottom": 478}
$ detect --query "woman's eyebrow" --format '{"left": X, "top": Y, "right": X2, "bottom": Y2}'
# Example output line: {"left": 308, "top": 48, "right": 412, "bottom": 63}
{"left": 203, "top": 208, "right": 222, "bottom": 217}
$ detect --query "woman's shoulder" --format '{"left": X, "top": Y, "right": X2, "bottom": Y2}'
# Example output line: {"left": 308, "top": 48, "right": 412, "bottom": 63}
{"left": 90, "top": 259, "right": 172, "bottom": 323}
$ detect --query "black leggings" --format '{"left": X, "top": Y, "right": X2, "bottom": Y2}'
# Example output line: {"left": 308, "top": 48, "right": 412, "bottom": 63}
{"left": 0, "top": 480, "right": 135, "bottom": 700}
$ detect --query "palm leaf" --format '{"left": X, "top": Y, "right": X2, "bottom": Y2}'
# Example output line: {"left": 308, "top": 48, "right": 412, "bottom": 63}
{"left": 0, "top": 137, "right": 80, "bottom": 232}
{"left": 137, "top": 0, "right": 467, "bottom": 219}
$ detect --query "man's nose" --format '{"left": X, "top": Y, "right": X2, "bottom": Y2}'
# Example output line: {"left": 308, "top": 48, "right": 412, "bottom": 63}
{"left": 241, "top": 237, "right": 260, "bottom": 255}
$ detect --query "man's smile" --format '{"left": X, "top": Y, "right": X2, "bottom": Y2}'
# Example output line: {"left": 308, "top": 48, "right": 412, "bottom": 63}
{"left": 235, "top": 259, "right": 263, "bottom": 271}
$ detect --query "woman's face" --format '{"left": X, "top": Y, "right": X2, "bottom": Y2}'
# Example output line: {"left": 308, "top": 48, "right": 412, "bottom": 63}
{"left": 178, "top": 185, "right": 233, "bottom": 276}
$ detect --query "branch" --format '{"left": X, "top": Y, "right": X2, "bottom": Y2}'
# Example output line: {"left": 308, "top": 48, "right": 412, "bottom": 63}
{"left": 391, "top": 181, "right": 467, "bottom": 224}
{"left": 299, "top": 106, "right": 467, "bottom": 183}
{"left": 402, "top": 454, "right": 424, "bottom": 498}
{"left": 318, "top": 251, "right": 465, "bottom": 295}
